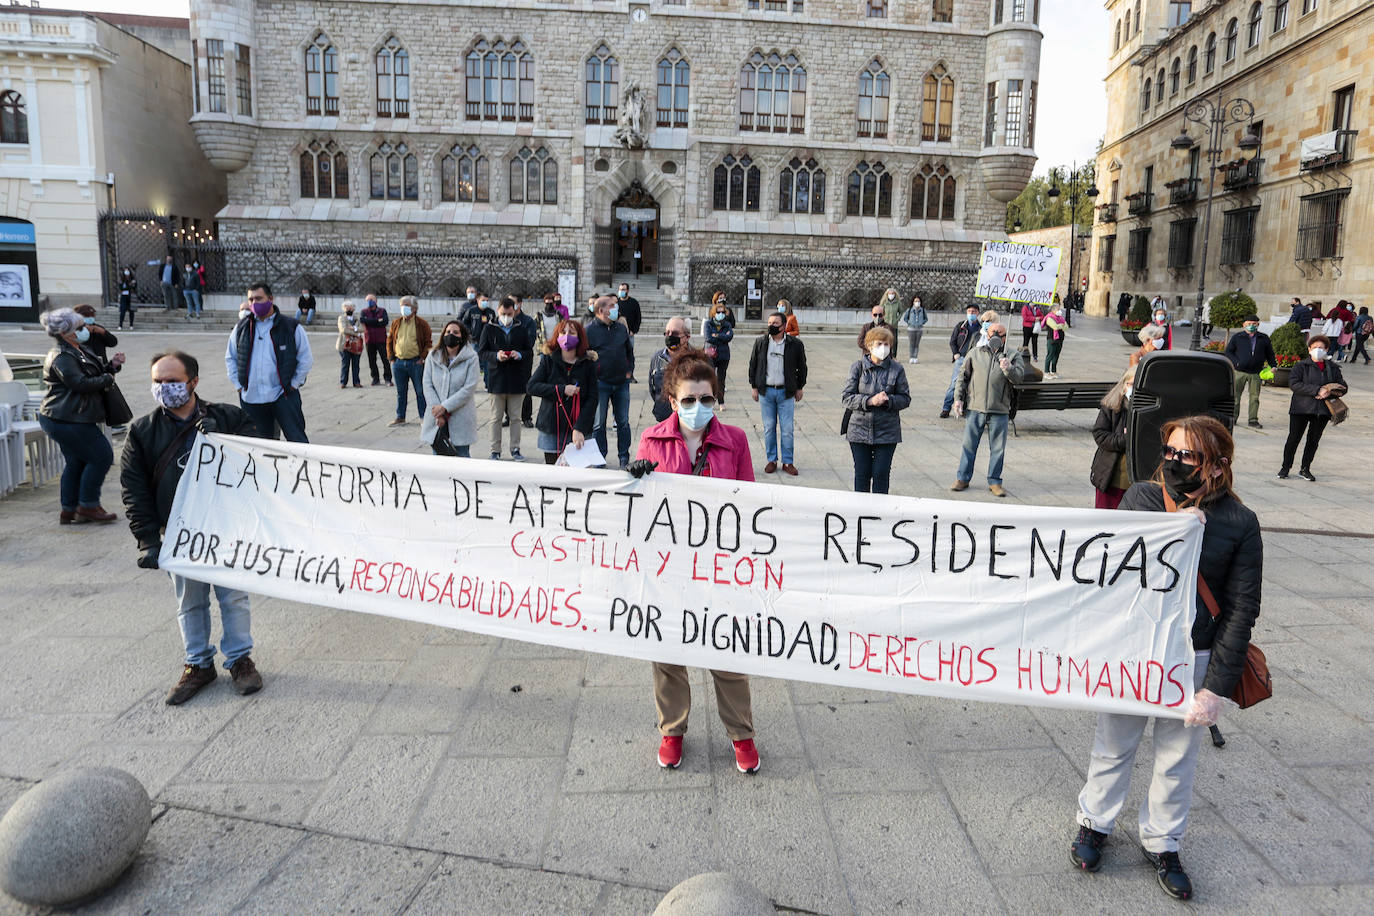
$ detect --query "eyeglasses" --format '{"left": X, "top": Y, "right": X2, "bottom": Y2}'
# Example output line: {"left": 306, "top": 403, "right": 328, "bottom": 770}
{"left": 1161, "top": 446, "right": 1202, "bottom": 463}
{"left": 871, "top": 313, "right": 884, "bottom": 319}
{"left": 678, "top": 396, "right": 718, "bottom": 408}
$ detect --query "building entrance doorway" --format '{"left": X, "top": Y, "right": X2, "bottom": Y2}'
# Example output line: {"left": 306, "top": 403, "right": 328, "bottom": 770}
{"left": 611, "top": 182, "right": 658, "bottom": 277}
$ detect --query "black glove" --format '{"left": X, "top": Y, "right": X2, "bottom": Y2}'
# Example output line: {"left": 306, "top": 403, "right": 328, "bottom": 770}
{"left": 196, "top": 416, "right": 219, "bottom": 434}
{"left": 626, "top": 459, "right": 657, "bottom": 479}
{"left": 137, "top": 546, "right": 160, "bottom": 569}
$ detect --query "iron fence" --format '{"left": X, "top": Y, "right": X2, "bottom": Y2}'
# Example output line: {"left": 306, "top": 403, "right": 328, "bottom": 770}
{"left": 689, "top": 255, "right": 977, "bottom": 311}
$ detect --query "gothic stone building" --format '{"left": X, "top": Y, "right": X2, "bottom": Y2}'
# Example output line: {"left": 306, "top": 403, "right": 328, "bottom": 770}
{"left": 188, "top": 0, "right": 1042, "bottom": 308}
{"left": 1088, "top": 0, "right": 1372, "bottom": 320}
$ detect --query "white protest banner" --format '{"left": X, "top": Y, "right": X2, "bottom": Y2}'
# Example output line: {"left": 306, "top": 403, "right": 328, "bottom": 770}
{"left": 161, "top": 434, "right": 1204, "bottom": 719}
{"left": 976, "top": 240, "right": 1062, "bottom": 305}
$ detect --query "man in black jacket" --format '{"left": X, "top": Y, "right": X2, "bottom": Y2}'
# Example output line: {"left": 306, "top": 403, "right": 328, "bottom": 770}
{"left": 586, "top": 295, "right": 635, "bottom": 468}
{"left": 120, "top": 350, "right": 263, "bottom": 706}
{"left": 478, "top": 297, "right": 534, "bottom": 460}
{"left": 941, "top": 304, "right": 983, "bottom": 417}
{"left": 1286, "top": 297, "right": 1312, "bottom": 333}
{"left": 648, "top": 316, "right": 692, "bottom": 423}
{"left": 1223, "top": 314, "right": 1277, "bottom": 428}
{"left": 748, "top": 311, "right": 807, "bottom": 475}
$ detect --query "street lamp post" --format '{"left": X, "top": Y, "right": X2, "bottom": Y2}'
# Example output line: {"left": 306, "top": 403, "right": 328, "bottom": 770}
{"left": 1171, "top": 89, "right": 1261, "bottom": 350}
{"left": 1046, "top": 163, "right": 1097, "bottom": 315}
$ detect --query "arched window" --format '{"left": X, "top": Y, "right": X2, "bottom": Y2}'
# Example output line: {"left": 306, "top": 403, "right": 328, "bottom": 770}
{"left": 0, "top": 90, "right": 28, "bottom": 145}
{"left": 1140, "top": 78, "right": 1151, "bottom": 116}
{"left": 376, "top": 37, "right": 409, "bottom": 117}
{"left": 1274, "top": 0, "right": 1289, "bottom": 32}
{"left": 1155, "top": 68, "right": 1165, "bottom": 103}
{"left": 846, "top": 160, "right": 891, "bottom": 217}
{"left": 304, "top": 33, "right": 338, "bottom": 116}
{"left": 1246, "top": 2, "right": 1262, "bottom": 47}
{"left": 922, "top": 64, "right": 955, "bottom": 142}
{"left": 1170, "top": 58, "right": 1181, "bottom": 95}
{"left": 1186, "top": 46, "right": 1198, "bottom": 84}
{"left": 857, "top": 59, "right": 889, "bottom": 138}
{"left": 465, "top": 39, "right": 534, "bottom": 122}
{"left": 739, "top": 51, "right": 806, "bottom": 134}
{"left": 1114, "top": 20, "right": 1121, "bottom": 51}
{"left": 299, "top": 140, "right": 348, "bottom": 199}
{"left": 933, "top": 0, "right": 953, "bottom": 23}
{"left": 1205, "top": 32, "right": 1217, "bottom": 72}
{"left": 440, "top": 144, "right": 489, "bottom": 203}
{"left": 1133, "top": 1, "right": 1141, "bottom": 34}
{"left": 656, "top": 48, "right": 690, "bottom": 128}
{"left": 369, "top": 141, "right": 417, "bottom": 200}
{"left": 779, "top": 157, "right": 826, "bottom": 214}
{"left": 867, "top": 0, "right": 887, "bottom": 19}
{"left": 712, "top": 154, "right": 760, "bottom": 211}
{"left": 1224, "top": 18, "right": 1238, "bottom": 61}
{"left": 586, "top": 44, "right": 618, "bottom": 125}
{"left": 510, "top": 147, "right": 557, "bottom": 205}
{"left": 913, "top": 164, "right": 956, "bottom": 222}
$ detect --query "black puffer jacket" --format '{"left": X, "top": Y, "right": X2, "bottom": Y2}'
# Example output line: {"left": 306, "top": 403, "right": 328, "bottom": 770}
{"left": 40, "top": 341, "right": 114, "bottom": 424}
{"left": 1120, "top": 482, "right": 1262, "bottom": 698}
{"left": 1288, "top": 358, "right": 1347, "bottom": 416}
{"left": 527, "top": 352, "right": 598, "bottom": 449}
{"left": 120, "top": 398, "right": 256, "bottom": 550}
{"left": 1089, "top": 402, "right": 1128, "bottom": 491}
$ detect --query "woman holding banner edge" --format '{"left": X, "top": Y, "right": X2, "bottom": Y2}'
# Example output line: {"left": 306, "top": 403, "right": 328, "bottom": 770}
{"left": 625, "top": 348, "right": 760, "bottom": 775}
{"left": 1070, "top": 415, "right": 1261, "bottom": 900}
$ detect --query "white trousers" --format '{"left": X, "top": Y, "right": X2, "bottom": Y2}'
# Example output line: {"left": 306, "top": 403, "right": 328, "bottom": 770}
{"left": 1076, "top": 652, "right": 1209, "bottom": 853}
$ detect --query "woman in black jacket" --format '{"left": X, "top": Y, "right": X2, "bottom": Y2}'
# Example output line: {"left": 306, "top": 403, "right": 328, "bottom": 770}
{"left": 1090, "top": 367, "right": 1136, "bottom": 509}
{"left": 1070, "top": 415, "right": 1261, "bottom": 901}
{"left": 37, "top": 308, "right": 119, "bottom": 524}
{"left": 527, "top": 319, "right": 598, "bottom": 464}
{"left": 1278, "top": 334, "right": 1347, "bottom": 482}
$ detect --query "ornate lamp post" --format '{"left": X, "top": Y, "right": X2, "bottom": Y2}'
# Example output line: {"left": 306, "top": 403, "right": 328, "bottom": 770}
{"left": 1046, "top": 163, "right": 1097, "bottom": 312}
{"left": 1171, "top": 91, "right": 1261, "bottom": 350}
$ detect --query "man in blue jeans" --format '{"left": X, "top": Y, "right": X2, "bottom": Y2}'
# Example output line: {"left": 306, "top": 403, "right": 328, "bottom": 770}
{"left": 386, "top": 296, "right": 432, "bottom": 427}
{"left": 950, "top": 322, "right": 1024, "bottom": 498}
{"left": 224, "top": 281, "right": 314, "bottom": 442}
{"left": 585, "top": 295, "right": 634, "bottom": 468}
{"left": 941, "top": 305, "right": 985, "bottom": 417}
{"left": 747, "top": 311, "right": 807, "bottom": 475}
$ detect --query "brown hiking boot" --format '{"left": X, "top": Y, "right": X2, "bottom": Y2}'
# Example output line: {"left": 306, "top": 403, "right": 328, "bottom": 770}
{"left": 229, "top": 655, "right": 263, "bottom": 696}
{"left": 165, "top": 664, "right": 217, "bottom": 706}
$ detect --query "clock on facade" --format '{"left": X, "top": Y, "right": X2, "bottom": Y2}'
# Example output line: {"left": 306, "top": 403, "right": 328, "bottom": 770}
{"left": 631, "top": 7, "right": 647, "bottom": 22}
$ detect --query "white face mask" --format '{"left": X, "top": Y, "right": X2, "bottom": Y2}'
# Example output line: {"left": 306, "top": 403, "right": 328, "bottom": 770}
{"left": 870, "top": 344, "right": 891, "bottom": 361}
{"left": 1310, "top": 348, "right": 1327, "bottom": 361}
{"left": 1124, "top": 385, "right": 1133, "bottom": 398}
{"left": 498, "top": 314, "right": 514, "bottom": 327}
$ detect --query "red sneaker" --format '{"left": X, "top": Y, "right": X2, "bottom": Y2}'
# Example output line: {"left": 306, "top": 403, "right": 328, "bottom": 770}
{"left": 658, "top": 735, "right": 683, "bottom": 769}
{"left": 733, "top": 738, "right": 760, "bottom": 774}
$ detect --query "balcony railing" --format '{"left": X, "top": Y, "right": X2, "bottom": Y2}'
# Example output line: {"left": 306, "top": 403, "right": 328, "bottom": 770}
{"left": 1222, "top": 158, "right": 1263, "bottom": 191}
{"left": 1126, "top": 192, "right": 1153, "bottom": 216}
{"left": 1300, "top": 130, "right": 1357, "bottom": 172}
{"left": 1097, "top": 203, "right": 1119, "bottom": 223}
{"left": 856, "top": 118, "right": 888, "bottom": 139}
{"left": 1167, "top": 178, "right": 1199, "bottom": 206}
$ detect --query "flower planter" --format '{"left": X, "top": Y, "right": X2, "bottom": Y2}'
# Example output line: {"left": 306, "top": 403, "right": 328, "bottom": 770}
{"left": 1121, "top": 327, "right": 1142, "bottom": 345}
{"left": 1266, "top": 367, "right": 1292, "bottom": 388}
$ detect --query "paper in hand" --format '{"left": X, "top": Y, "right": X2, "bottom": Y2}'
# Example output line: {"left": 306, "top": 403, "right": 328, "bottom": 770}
{"left": 558, "top": 439, "right": 605, "bottom": 468}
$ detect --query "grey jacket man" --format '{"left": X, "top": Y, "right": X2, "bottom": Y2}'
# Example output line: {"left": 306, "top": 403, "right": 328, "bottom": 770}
{"left": 955, "top": 344, "right": 1025, "bottom": 415}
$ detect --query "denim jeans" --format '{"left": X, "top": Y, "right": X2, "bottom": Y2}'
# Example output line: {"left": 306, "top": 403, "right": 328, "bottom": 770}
{"left": 182, "top": 289, "right": 203, "bottom": 316}
{"left": 171, "top": 573, "right": 253, "bottom": 669}
{"left": 957, "top": 410, "right": 1009, "bottom": 485}
{"left": 240, "top": 388, "right": 309, "bottom": 443}
{"left": 38, "top": 415, "right": 114, "bottom": 510}
{"left": 392, "top": 357, "right": 426, "bottom": 420}
{"left": 339, "top": 350, "right": 361, "bottom": 386}
{"left": 296, "top": 309, "right": 315, "bottom": 325}
{"left": 850, "top": 442, "right": 897, "bottom": 494}
{"left": 760, "top": 387, "right": 795, "bottom": 464}
{"left": 595, "top": 379, "right": 632, "bottom": 466}
{"left": 942, "top": 355, "right": 966, "bottom": 412}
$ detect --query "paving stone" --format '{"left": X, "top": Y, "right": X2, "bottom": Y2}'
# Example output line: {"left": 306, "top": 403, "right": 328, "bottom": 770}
{"left": 544, "top": 789, "right": 717, "bottom": 889}
{"left": 563, "top": 686, "right": 712, "bottom": 794}
{"left": 795, "top": 702, "right": 933, "bottom": 794}
{"left": 0, "top": 715, "right": 109, "bottom": 780}
{"left": 363, "top": 644, "right": 493, "bottom": 735}
{"left": 155, "top": 781, "right": 323, "bottom": 826}
{"left": 304, "top": 735, "right": 448, "bottom": 844}
{"left": 248, "top": 834, "right": 437, "bottom": 913}
{"left": 405, "top": 857, "right": 604, "bottom": 915}
{"left": 407, "top": 756, "right": 563, "bottom": 865}
{"left": 450, "top": 658, "right": 584, "bottom": 758}
{"left": 54, "top": 742, "right": 205, "bottom": 798}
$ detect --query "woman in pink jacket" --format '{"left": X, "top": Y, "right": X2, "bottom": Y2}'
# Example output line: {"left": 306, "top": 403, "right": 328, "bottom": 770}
{"left": 628, "top": 348, "right": 760, "bottom": 775}
{"left": 1020, "top": 302, "right": 1048, "bottom": 361}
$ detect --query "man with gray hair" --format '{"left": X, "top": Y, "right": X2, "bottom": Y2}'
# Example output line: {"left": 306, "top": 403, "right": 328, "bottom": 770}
{"left": 386, "top": 295, "right": 432, "bottom": 427}
{"left": 648, "top": 315, "right": 692, "bottom": 422}
{"left": 951, "top": 321, "right": 1024, "bottom": 498}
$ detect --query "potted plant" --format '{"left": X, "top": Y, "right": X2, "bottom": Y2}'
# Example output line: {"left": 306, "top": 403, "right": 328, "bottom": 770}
{"left": 1268, "top": 321, "right": 1305, "bottom": 388}
{"left": 1202, "top": 340, "right": 1225, "bottom": 353}
{"left": 1207, "top": 290, "right": 1257, "bottom": 344}
{"left": 1120, "top": 295, "right": 1151, "bottom": 344}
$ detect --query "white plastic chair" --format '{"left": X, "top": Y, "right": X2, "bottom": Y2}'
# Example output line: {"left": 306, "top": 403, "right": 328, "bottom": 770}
{"left": 0, "top": 381, "right": 59, "bottom": 488}
{"left": 0, "top": 404, "right": 15, "bottom": 496}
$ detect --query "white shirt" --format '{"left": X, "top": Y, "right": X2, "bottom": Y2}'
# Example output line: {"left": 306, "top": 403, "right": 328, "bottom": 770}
{"left": 765, "top": 336, "right": 786, "bottom": 386}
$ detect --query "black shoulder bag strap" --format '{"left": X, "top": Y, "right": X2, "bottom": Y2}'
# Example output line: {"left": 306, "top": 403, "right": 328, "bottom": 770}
{"left": 691, "top": 444, "right": 712, "bottom": 477}
{"left": 152, "top": 403, "right": 206, "bottom": 490}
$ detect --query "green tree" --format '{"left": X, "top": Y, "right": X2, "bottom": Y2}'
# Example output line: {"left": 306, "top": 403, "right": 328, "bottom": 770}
{"left": 1208, "top": 290, "right": 1257, "bottom": 341}
{"left": 1270, "top": 322, "right": 1306, "bottom": 367}
{"left": 1005, "top": 165, "right": 1099, "bottom": 233}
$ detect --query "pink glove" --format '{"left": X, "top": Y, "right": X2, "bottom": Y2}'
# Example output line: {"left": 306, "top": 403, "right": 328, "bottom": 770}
{"left": 1183, "top": 688, "right": 1229, "bottom": 727}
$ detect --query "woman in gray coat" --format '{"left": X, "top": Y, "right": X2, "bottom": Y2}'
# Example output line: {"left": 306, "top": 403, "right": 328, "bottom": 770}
{"left": 420, "top": 320, "right": 480, "bottom": 457}
{"left": 842, "top": 326, "right": 911, "bottom": 494}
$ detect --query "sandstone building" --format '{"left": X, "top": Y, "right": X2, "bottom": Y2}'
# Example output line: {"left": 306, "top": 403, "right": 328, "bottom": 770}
{"left": 1087, "top": 0, "right": 1371, "bottom": 321}
{"left": 186, "top": 0, "right": 1042, "bottom": 309}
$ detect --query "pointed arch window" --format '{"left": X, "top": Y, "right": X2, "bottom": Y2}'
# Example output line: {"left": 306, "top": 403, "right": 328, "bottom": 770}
{"left": 465, "top": 39, "right": 534, "bottom": 122}
{"left": 913, "top": 164, "right": 956, "bottom": 221}
{"left": 0, "top": 90, "right": 27, "bottom": 144}
{"left": 440, "top": 144, "right": 489, "bottom": 203}
{"left": 922, "top": 64, "right": 955, "bottom": 142}
{"left": 779, "top": 157, "right": 825, "bottom": 214}
{"left": 376, "top": 37, "right": 410, "bottom": 117}
{"left": 846, "top": 160, "right": 891, "bottom": 217}
{"left": 304, "top": 33, "right": 338, "bottom": 116}
{"left": 369, "top": 142, "right": 417, "bottom": 200}
{"left": 299, "top": 140, "right": 348, "bottom": 199}
{"left": 713, "top": 154, "right": 760, "bottom": 211}
{"left": 857, "top": 59, "right": 889, "bottom": 139}
{"left": 656, "top": 48, "right": 690, "bottom": 128}
{"left": 586, "top": 44, "right": 619, "bottom": 125}
{"left": 510, "top": 147, "right": 557, "bottom": 205}
{"left": 739, "top": 52, "right": 806, "bottom": 134}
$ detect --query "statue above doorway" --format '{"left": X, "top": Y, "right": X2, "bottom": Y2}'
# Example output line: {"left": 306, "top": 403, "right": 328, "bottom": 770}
{"left": 615, "top": 82, "right": 648, "bottom": 149}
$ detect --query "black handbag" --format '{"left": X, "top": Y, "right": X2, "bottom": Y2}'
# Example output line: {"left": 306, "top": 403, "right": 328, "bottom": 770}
{"left": 102, "top": 381, "right": 134, "bottom": 426}
{"left": 432, "top": 421, "right": 459, "bottom": 457}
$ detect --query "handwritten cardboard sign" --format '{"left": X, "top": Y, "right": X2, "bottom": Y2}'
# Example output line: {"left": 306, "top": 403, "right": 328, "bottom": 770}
{"left": 976, "top": 240, "right": 1063, "bottom": 305}
{"left": 161, "top": 434, "right": 1204, "bottom": 719}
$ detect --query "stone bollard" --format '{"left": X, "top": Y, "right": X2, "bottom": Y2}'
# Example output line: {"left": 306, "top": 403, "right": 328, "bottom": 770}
{"left": 0, "top": 767, "right": 151, "bottom": 907}
{"left": 653, "top": 871, "right": 775, "bottom": 915}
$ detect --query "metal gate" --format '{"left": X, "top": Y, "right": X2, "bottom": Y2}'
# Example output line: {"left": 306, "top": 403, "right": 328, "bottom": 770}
{"left": 688, "top": 256, "right": 978, "bottom": 311}
{"left": 657, "top": 227, "right": 674, "bottom": 289}
{"left": 593, "top": 224, "right": 613, "bottom": 287}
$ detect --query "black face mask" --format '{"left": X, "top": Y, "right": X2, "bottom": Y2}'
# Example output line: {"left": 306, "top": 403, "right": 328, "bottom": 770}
{"left": 665, "top": 333, "right": 682, "bottom": 349}
{"left": 442, "top": 333, "right": 464, "bottom": 349}
{"left": 768, "top": 324, "right": 783, "bottom": 337}
{"left": 988, "top": 335, "right": 1005, "bottom": 353}
{"left": 1161, "top": 458, "right": 1203, "bottom": 500}
{"left": 544, "top": 304, "right": 556, "bottom": 314}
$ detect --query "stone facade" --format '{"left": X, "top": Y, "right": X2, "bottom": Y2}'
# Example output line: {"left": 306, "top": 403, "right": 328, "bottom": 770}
{"left": 1087, "top": 0, "right": 1373, "bottom": 320}
{"left": 189, "top": 0, "right": 1042, "bottom": 304}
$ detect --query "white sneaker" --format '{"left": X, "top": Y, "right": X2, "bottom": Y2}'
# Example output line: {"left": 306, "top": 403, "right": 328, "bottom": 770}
{"left": 908, "top": 357, "right": 917, "bottom": 364}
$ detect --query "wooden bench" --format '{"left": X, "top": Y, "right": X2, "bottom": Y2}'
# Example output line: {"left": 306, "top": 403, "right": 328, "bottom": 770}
{"left": 1008, "top": 380, "right": 1115, "bottom": 435}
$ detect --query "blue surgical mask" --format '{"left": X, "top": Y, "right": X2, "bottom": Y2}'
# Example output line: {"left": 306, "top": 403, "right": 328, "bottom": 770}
{"left": 777, "top": 304, "right": 786, "bottom": 313}
{"left": 967, "top": 314, "right": 978, "bottom": 324}
{"left": 75, "top": 327, "right": 91, "bottom": 343}
{"left": 677, "top": 401, "right": 714, "bottom": 431}
{"left": 401, "top": 305, "right": 414, "bottom": 318}
{"left": 609, "top": 306, "right": 620, "bottom": 321}
{"left": 981, "top": 321, "right": 992, "bottom": 331}
{"left": 618, "top": 290, "right": 627, "bottom": 299}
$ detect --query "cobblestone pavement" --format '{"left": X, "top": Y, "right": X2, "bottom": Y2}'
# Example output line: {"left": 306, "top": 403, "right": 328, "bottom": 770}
{"left": 1, "top": 316, "right": 1372, "bottom": 914}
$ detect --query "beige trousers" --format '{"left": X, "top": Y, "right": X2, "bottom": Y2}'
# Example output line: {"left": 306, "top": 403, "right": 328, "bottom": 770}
{"left": 488, "top": 393, "right": 523, "bottom": 453}
{"left": 652, "top": 663, "right": 755, "bottom": 741}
